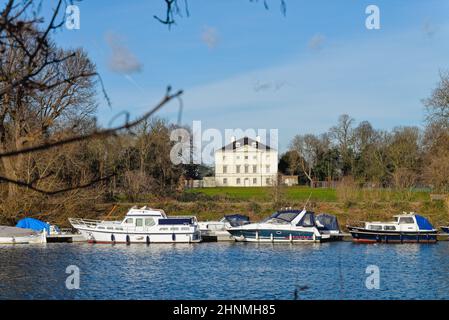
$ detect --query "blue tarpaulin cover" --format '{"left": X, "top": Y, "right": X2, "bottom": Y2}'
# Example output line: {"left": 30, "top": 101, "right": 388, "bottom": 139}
{"left": 16, "top": 218, "right": 50, "bottom": 234}
{"left": 415, "top": 215, "right": 434, "bottom": 231}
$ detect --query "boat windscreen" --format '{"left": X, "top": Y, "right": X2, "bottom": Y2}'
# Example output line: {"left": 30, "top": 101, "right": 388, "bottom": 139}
{"left": 269, "top": 211, "right": 300, "bottom": 222}
{"left": 224, "top": 214, "right": 250, "bottom": 227}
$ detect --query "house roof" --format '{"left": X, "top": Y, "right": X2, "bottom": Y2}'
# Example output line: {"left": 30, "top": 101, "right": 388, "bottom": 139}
{"left": 220, "top": 137, "right": 275, "bottom": 151}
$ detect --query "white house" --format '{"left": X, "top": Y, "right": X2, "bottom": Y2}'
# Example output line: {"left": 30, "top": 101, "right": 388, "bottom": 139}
{"left": 215, "top": 136, "right": 278, "bottom": 187}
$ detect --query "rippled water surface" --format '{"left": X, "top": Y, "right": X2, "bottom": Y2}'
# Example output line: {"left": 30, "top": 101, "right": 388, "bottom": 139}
{"left": 0, "top": 242, "right": 448, "bottom": 300}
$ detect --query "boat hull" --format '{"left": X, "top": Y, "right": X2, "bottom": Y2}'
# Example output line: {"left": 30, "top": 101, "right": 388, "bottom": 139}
{"left": 441, "top": 226, "right": 449, "bottom": 234}
{"left": 76, "top": 227, "right": 202, "bottom": 244}
{"left": 348, "top": 227, "right": 437, "bottom": 244}
{"left": 0, "top": 233, "right": 46, "bottom": 244}
{"left": 228, "top": 229, "right": 323, "bottom": 243}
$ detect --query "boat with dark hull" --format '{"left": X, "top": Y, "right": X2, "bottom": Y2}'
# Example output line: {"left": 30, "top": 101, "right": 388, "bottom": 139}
{"left": 348, "top": 213, "right": 437, "bottom": 244}
{"left": 227, "top": 209, "right": 342, "bottom": 243}
{"left": 441, "top": 226, "right": 449, "bottom": 234}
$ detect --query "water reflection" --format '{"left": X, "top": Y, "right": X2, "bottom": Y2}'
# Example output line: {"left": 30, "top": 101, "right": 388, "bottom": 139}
{"left": 0, "top": 242, "right": 448, "bottom": 300}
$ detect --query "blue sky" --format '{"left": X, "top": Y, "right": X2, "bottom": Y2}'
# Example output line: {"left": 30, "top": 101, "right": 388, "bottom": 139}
{"left": 46, "top": 0, "right": 449, "bottom": 151}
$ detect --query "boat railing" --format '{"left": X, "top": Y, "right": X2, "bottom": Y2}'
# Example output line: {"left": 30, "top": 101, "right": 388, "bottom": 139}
{"left": 166, "top": 216, "right": 199, "bottom": 222}
{"left": 69, "top": 218, "right": 120, "bottom": 227}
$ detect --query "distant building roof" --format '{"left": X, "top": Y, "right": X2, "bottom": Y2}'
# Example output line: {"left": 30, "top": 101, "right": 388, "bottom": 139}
{"left": 220, "top": 137, "right": 275, "bottom": 151}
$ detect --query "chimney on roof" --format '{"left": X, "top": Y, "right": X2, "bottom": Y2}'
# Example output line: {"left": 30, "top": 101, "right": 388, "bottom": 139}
{"left": 231, "top": 136, "right": 236, "bottom": 143}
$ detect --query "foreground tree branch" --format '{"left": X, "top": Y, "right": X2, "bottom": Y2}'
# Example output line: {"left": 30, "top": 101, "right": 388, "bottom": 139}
{"left": 0, "top": 86, "right": 183, "bottom": 194}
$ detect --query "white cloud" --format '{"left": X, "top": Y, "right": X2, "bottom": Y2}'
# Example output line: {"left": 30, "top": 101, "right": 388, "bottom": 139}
{"left": 308, "top": 33, "right": 326, "bottom": 51}
{"left": 201, "top": 26, "right": 219, "bottom": 49}
{"left": 105, "top": 32, "right": 143, "bottom": 74}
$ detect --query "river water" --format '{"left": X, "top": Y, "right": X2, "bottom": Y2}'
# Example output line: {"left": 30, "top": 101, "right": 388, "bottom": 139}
{"left": 0, "top": 242, "right": 448, "bottom": 300}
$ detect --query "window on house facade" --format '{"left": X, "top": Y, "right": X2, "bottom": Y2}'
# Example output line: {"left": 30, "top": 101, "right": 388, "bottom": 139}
{"left": 266, "top": 154, "right": 270, "bottom": 159}
{"left": 236, "top": 165, "right": 241, "bottom": 174}
{"left": 253, "top": 178, "right": 257, "bottom": 185}
{"left": 266, "top": 165, "right": 270, "bottom": 173}
{"left": 245, "top": 165, "right": 249, "bottom": 173}
{"left": 236, "top": 142, "right": 241, "bottom": 148}
{"left": 237, "top": 178, "right": 241, "bottom": 185}
{"left": 223, "top": 178, "right": 228, "bottom": 185}
{"left": 223, "top": 166, "right": 227, "bottom": 174}
{"left": 253, "top": 165, "right": 257, "bottom": 173}
{"left": 252, "top": 142, "right": 257, "bottom": 147}
{"left": 253, "top": 155, "right": 257, "bottom": 160}
{"left": 223, "top": 156, "right": 226, "bottom": 161}
{"left": 244, "top": 155, "right": 248, "bottom": 160}
{"left": 236, "top": 155, "right": 240, "bottom": 160}
{"left": 266, "top": 178, "right": 271, "bottom": 185}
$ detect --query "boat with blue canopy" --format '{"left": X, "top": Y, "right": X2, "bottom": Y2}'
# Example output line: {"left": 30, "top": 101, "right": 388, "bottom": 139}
{"left": 347, "top": 212, "right": 438, "bottom": 243}
{"left": 227, "top": 209, "right": 342, "bottom": 243}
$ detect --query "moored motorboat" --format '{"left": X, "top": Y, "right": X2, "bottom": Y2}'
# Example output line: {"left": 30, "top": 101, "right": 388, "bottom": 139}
{"left": 69, "top": 206, "right": 201, "bottom": 244}
{"left": 441, "top": 226, "right": 449, "bottom": 234}
{"left": 227, "top": 209, "right": 342, "bottom": 243}
{"left": 198, "top": 214, "right": 250, "bottom": 241}
{"left": 0, "top": 226, "right": 47, "bottom": 244}
{"left": 347, "top": 212, "right": 437, "bottom": 244}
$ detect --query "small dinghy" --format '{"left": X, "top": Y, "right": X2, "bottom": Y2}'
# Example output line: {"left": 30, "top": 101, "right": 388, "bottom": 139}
{"left": 0, "top": 226, "right": 47, "bottom": 244}
{"left": 227, "top": 209, "right": 342, "bottom": 243}
{"left": 69, "top": 206, "right": 202, "bottom": 244}
{"left": 198, "top": 214, "right": 250, "bottom": 241}
{"left": 347, "top": 212, "right": 437, "bottom": 244}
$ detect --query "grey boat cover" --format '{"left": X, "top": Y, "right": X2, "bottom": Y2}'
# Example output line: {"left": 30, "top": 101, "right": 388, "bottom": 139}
{"left": 0, "top": 226, "right": 37, "bottom": 237}
{"left": 316, "top": 214, "right": 340, "bottom": 231}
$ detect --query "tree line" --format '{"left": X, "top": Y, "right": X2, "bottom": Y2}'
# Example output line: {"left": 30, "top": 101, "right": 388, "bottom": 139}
{"left": 279, "top": 76, "right": 449, "bottom": 192}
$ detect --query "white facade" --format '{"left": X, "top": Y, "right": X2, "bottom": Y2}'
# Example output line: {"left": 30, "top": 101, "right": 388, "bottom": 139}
{"left": 215, "top": 137, "right": 278, "bottom": 187}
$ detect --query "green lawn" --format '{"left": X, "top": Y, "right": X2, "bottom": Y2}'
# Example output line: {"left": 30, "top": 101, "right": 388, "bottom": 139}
{"left": 187, "top": 186, "right": 337, "bottom": 202}
{"left": 186, "top": 186, "right": 431, "bottom": 203}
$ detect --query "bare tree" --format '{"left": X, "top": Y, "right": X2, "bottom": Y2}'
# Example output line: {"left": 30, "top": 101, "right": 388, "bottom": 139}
{"left": 423, "top": 70, "right": 449, "bottom": 129}
{"left": 0, "top": 1, "right": 183, "bottom": 196}
{"left": 290, "top": 134, "right": 321, "bottom": 187}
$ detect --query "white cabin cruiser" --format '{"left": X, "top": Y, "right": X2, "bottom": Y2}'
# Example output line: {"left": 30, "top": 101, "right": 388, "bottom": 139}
{"left": 69, "top": 206, "right": 201, "bottom": 244}
{"left": 348, "top": 212, "right": 438, "bottom": 243}
{"left": 227, "top": 209, "right": 342, "bottom": 243}
{"left": 198, "top": 214, "right": 250, "bottom": 241}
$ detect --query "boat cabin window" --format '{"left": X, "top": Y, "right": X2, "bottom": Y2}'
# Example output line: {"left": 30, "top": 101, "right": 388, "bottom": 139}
{"left": 298, "top": 212, "right": 315, "bottom": 227}
{"left": 135, "top": 218, "right": 143, "bottom": 227}
{"left": 124, "top": 218, "right": 133, "bottom": 224}
{"left": 368, "top": 225, "right": 383, "bottom": 231}
{"left": 384, "top": 226, "right": 396, "bottom": 231}
{"left": 399, "top": 217, "right": 414, "bottom": 224}
{"left": 145, "top": 218, "right": 155, "bottom": 227}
